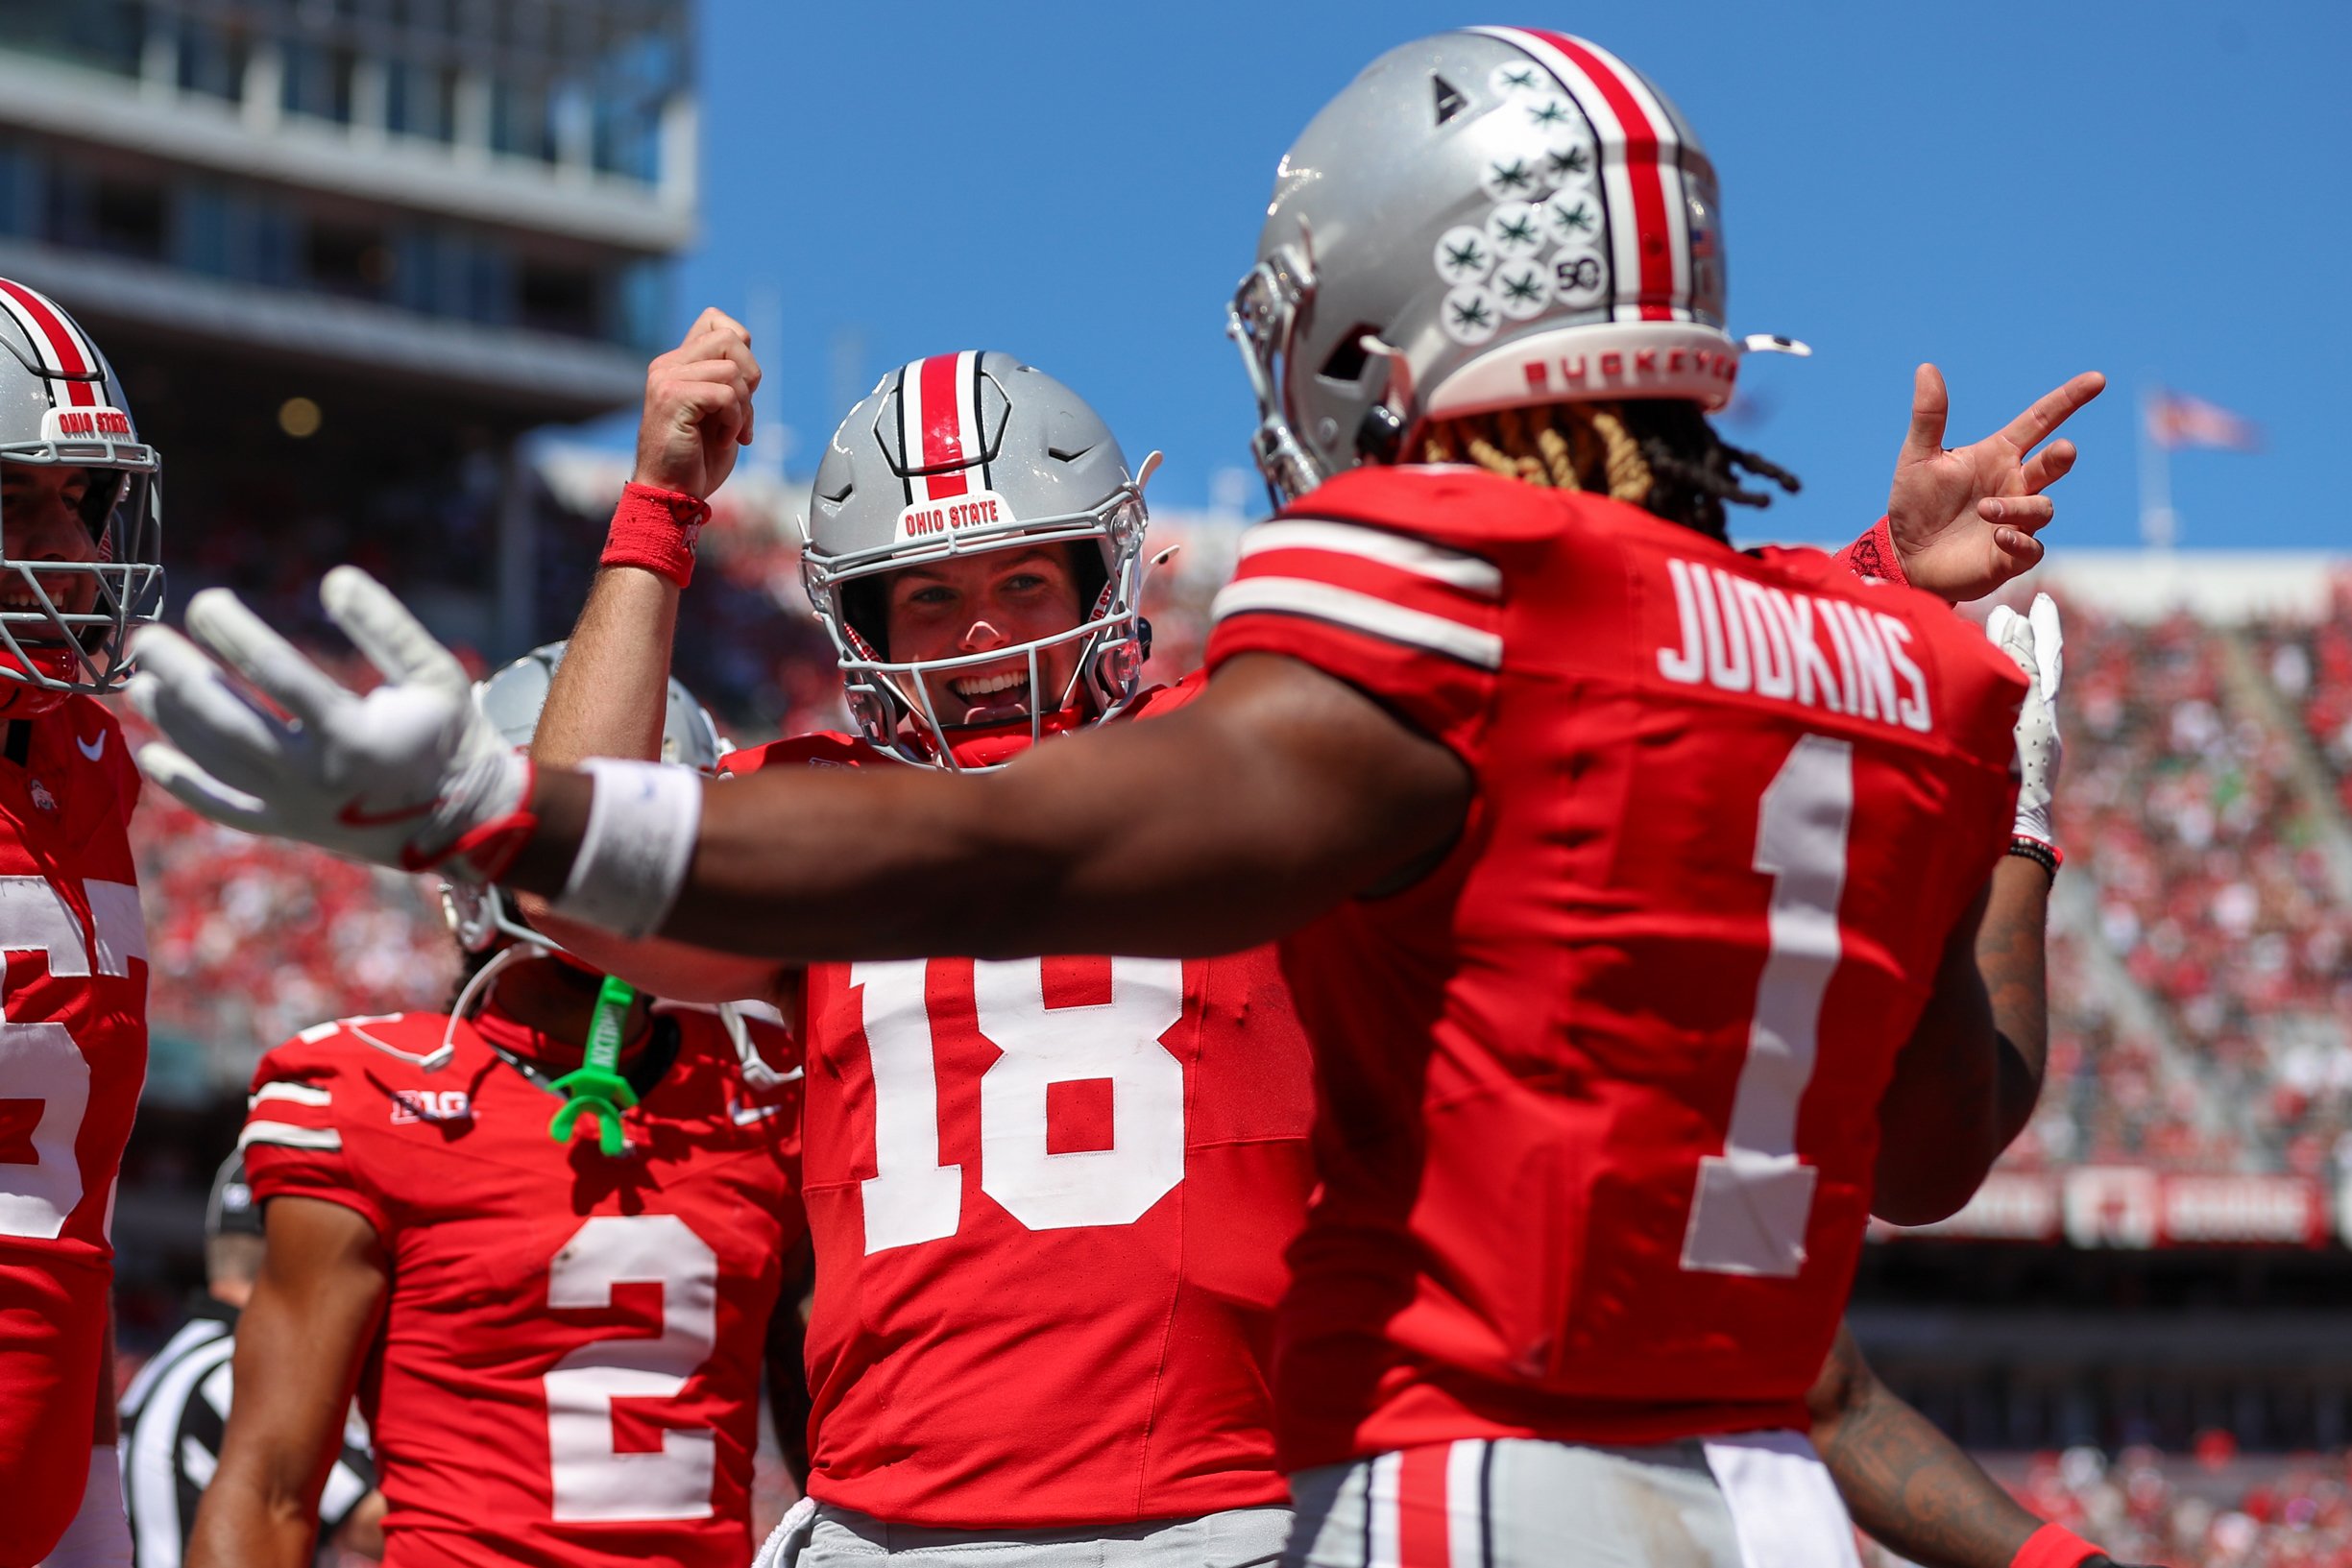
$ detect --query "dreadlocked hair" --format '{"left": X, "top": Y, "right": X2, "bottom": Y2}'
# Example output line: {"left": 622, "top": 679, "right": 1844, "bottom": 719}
{"left": 1420, "top": 400, "right": 1801, "bottom": 543}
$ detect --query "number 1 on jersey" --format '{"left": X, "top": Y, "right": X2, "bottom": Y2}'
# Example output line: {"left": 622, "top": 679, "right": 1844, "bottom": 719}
{"left": 854, "top": 956, "right": 1187, "bottom": 1254}
{"left": 1681, "top": 735, "right": 1854, "bottom": 1278}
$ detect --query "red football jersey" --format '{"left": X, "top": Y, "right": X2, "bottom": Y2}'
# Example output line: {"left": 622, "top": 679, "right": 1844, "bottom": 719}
{"left": 0, "top": 696, "right": 147, "bottom": 1560}
{"left": 0, "top": 697, "right": 147, "bottom": 1266}
{"left": 239, "top": 1002, "right": 803, "bottom": 1568}
{"left": 721, "top": 675, "right": 1318, "bottom": 1527}
{"left": 1203, "top": 468, "right": 2025, "bottom": 1467}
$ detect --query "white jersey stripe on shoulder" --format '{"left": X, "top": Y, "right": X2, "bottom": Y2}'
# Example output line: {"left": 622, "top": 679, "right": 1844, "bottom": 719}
{"left": 1212, "top": 578, "right": 1504, "bottom": 670}
{"left": 1366, "top": 1450, "right": 1404, "bottom": 1568}
{"left": 250, "top": 1082, "right": 331, "bottom": 1109}
{"left": 237, "top": 1121, "right": 343, "bottom": 1152}
{"left": 1240, "top": 520, "right": 1502, "bottom": 595}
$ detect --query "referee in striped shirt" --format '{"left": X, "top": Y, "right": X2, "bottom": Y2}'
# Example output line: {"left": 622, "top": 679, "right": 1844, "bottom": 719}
{"left": 118, "top": 1152, "right": 383, "bottom": 1567}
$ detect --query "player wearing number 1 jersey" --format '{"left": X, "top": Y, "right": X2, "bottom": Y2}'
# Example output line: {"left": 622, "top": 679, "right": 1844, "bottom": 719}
{"left": 0, "top": 277, "right": 165, "bottom": 1568}
{"left": 187, "top": 660, "right": 804, "bottom": 1568}
{"left": 125, "top": 31, "right": 2107, "bottom": 1566}
{"left": 526, "top": 343, "right": 1314, "bottom": 1565}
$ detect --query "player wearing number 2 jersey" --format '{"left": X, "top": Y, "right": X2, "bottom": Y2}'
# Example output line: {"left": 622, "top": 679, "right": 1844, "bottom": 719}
{"left": 186, "top": 662, "right": 805, "bottom": 1568}
{"left": 0, "top": 277, "right": 165, "bottom": 1568}
{"left": 524, "top": 342, "right": 1313, "bottom": 1566}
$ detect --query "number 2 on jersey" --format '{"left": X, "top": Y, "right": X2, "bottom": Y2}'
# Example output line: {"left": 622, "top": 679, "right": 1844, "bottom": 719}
{"left": 1681, "top": 735, "right": 1854, "bottom": 1279}
{"left": 854, "top": 957, "right": 1186, "bottom": 1254}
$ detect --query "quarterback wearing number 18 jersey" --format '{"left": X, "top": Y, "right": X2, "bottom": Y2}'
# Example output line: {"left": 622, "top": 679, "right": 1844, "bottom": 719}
{"left": 724, "top": 672, "right": 1319, "bottom": 1528}
{"left": 1205, "top": 466, "right": 2025, "bottom": 1467}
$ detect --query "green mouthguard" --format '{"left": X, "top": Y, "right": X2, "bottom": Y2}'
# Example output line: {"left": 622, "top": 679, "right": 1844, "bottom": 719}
{"left": 547, "top": 975, "right": 641, "bottom": 1157}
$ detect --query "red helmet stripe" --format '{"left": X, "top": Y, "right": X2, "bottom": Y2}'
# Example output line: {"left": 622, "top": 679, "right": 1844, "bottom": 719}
{"left": 1498, "top": 30, "right": 1690, "bottom": 325}
{"left": 917, "top": 351, "right": 971, "bottom": 500}
{"left": 0, "top": 278, "right": 100, "bottom": 407}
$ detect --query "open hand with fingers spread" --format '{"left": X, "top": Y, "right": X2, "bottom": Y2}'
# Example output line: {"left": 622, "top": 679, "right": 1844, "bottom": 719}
{"left": 635, "top": 305, "right": 763, "bottom": 502}
{"left": 128, "top": 568, "right": 533, "bottom": 880}
{"left": 1886, "top": 365, "right": 2105, "bottom": 603}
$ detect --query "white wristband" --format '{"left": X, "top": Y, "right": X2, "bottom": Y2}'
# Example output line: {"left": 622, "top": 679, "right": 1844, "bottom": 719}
{"left": 41, "top": 1445, "right": 130, "bottom": 1568}
{"left": 551, "top": 759, "right": 703, "bottom": 940}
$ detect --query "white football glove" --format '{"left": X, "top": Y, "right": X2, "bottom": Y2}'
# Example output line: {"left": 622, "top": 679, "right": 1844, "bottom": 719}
{"left": 1984, "top": 591, "right": 2063, "bottom": 856}
{"left": 128, "top": 567, "right": 533, "bottom": 880}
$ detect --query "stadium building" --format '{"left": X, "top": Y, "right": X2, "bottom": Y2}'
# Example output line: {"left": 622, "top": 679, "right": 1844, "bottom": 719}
{"left": 0, "top": 0, "right": 707, "bottom": 1292}
{"left": 0, "top": 0, "right": 693, "bottom": 652}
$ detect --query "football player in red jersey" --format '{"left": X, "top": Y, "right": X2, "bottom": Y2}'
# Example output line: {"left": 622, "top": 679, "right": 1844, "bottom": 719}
{"left": 524, "top": 331, "right": 1315, "bottom": 1566}
{"left": 184, "top": 651, "right": 806, "bottom": 1568}
{"left": 127, "top": 30, "right": 2119, "bottom": 1567}
{"left": 0, "top": 277, "right": 165, "bottom": 1568}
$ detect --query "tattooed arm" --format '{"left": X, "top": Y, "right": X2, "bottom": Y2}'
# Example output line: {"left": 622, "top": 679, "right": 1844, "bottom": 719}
{"left": 1808, "top": 1323, "right": 2046, "bottom": 1567}
{"left": 1981, "top": 854, "right": 2050, "bottom": 1148}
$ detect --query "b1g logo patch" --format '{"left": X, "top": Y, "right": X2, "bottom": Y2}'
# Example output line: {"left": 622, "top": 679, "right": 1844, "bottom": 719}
{"left": 391, "top": 1088, "right": 473, "bottom": 1125}
{"left": 895, "top": 489, "right": 1015, "bottom": 543}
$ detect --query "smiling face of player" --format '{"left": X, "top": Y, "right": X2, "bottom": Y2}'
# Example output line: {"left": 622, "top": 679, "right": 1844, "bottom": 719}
{"left": 0, "top": 462, "right": 107, "bottom": 622}
{"left": 881, "top": 544, "right": 1087, "bottom": 728}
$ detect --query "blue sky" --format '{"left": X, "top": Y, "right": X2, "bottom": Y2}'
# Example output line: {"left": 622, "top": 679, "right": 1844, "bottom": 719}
{"left": 646, "top": 0, "right": 2351, "bottom": 550}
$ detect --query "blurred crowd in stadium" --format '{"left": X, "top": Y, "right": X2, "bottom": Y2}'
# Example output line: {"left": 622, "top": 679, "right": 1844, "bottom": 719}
{"left": 1866, "top": 1443, "right": 2352, "bottom": 1568}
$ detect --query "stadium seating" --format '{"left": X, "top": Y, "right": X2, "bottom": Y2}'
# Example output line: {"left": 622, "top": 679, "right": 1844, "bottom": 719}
{"left": 1862, "top": 1443, "right": 2352, "bottom": 1567}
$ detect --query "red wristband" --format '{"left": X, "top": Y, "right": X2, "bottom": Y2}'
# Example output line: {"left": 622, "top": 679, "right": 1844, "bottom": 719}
{"left": 601, "top": 483, "right": 710, "bottom": 590}
{"left": 1834, "top": 516, "right": 1907, "bottom": 586}
{"left": 2011, "top": 1522, "right": 2105, "bottom": 1568}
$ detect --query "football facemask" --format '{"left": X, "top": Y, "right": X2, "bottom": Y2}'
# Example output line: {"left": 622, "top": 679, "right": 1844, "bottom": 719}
{"left": 0, "top": 278, "right": 164, "bottom": 714}
{"left": 800, "top": 351, "right": 1160, "bottom": 772}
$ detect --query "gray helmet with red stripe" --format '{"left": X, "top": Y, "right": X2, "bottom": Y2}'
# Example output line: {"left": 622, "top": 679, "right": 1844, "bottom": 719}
{"left": 0, "top": 277, "right": 163, "bottom": 714}
{"left": 1228, "top": 28, "right": 1806, "bottom": 504}
{"left": 799, "top": 350, "right": 1158, "bottom": 770}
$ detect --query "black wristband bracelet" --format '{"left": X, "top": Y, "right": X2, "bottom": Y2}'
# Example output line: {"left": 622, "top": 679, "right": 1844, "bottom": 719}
{"left": 2007, "top": 835, "right": 2059, "bottom": 881}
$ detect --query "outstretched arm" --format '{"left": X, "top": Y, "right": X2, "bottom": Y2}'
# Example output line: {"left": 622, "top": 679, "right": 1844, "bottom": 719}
{"left": 515, "top": 651, "right": 1470, "bottom": 961}
{"left": 523, "top": 307, "right": 792, "bottom": 1003}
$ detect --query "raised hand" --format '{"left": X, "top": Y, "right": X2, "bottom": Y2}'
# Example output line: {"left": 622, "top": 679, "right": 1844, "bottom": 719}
{"left": 1886, "top": 365, "right": 2104, "bottom": 603}
{"left": 634, "top": 306, "right": 762, "bottom": 501}
{"left": 129, "top": 569, "right": 532, "bottom": 879}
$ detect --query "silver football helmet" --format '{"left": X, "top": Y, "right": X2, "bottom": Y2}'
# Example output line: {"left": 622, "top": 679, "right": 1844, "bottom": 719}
{"left": 800, "top": 350, "right": 1159, "bottom": 770}
{"left": 1229, "top": 28, "right": 1806, "bottom": 504}
{"left": 441, "top": 639, "right": 724, "bottom": 960}
{"left": 431, "top": 644, "right": 786, "bottom": 1087}
{"left": 0, "top": 277, "right": 163, "bottom": 713}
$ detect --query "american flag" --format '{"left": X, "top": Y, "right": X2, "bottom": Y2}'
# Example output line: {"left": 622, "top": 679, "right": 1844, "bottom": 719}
{"left": 2146, "top": 388, "right": 2263, "bottom": 452}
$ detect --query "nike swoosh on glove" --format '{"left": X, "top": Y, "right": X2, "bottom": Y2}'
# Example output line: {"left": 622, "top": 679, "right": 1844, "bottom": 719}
{"left": 1984, "top": 591, "right": 2063, "bottom": 855}
{"left": 128, "top": 567, "right": 536, "bottom": 880}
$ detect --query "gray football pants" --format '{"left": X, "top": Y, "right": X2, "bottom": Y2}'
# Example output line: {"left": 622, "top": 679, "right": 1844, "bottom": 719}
{"left": 757, "top": 1499, "right": 1293, "bottom": 1568}
{"left": 1283, "top": 1434, "right": 1861, "bottom": 1568}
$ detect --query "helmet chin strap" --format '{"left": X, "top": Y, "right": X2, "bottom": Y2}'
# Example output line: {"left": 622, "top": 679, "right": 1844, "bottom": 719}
{"left": 431, "top": 939, "right": 545, "bottom": 1073}
{"left": 715, "top": 1002, "right": 796, "bottom": 1090}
